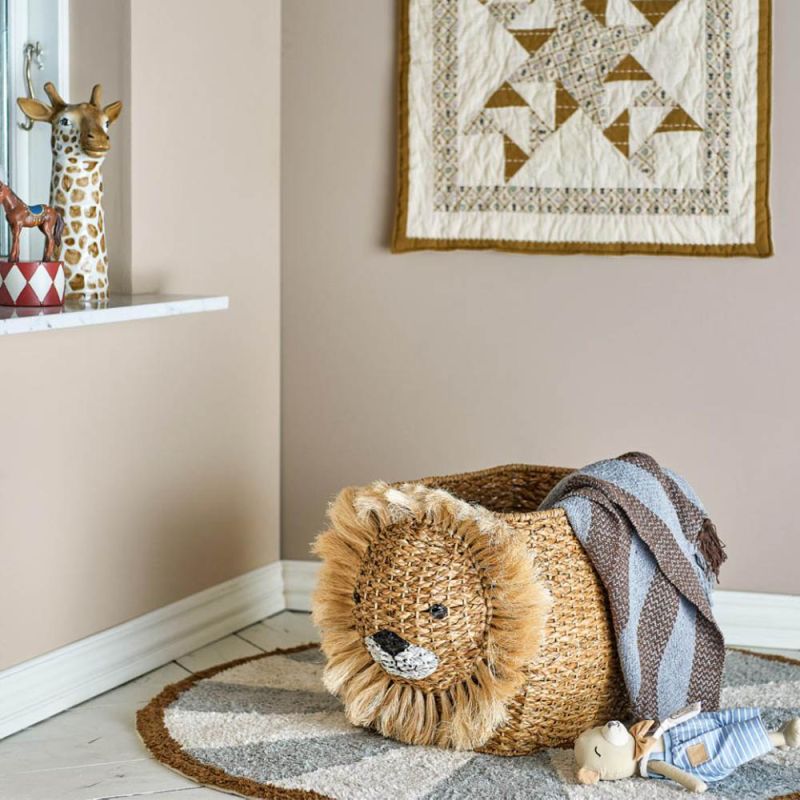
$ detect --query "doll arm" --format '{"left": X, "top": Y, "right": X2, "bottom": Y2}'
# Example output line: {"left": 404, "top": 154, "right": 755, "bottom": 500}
{"left": 648, "top": 760, "right": 708, "bottom": 793}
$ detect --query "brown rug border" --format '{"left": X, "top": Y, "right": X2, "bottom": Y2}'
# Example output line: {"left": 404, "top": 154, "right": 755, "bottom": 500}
{"left": 137, "top": 644, "right": 800, "bottom": 800}
{"left": 390, "top": 0, "right": 773, "bottom": 258}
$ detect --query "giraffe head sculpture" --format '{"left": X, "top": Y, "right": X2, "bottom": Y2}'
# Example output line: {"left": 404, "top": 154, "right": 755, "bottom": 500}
{"left": 19, "top": 83, "right": 122, "bottom": 159}
{"left": 18, "top": 83, "right": 123, "bottom": 303}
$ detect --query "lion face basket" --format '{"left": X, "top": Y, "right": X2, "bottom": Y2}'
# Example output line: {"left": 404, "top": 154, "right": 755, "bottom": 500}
{"left": 311, "top": 464, "right": 628, "bottom": 755}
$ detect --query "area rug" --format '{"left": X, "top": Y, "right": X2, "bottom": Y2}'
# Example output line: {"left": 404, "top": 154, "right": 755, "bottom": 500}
{"left": 138, "top": 645, "right": 800, "bottom": 799}
{"left": 391, "top": 0, "right": 773, "bottom": 257}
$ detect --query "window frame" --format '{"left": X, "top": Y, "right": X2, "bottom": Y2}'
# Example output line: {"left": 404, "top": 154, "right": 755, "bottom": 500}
{"left": 4, "top": 0, "right": 69, "bottom": 258}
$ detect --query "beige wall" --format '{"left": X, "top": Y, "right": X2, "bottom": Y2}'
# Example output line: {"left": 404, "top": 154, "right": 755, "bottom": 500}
{"left": 282, "top": 1, "right": 798, "bottom": 595}
{"left": 69, "top": 0, "right": 131, "bottom": 293}
{"left": 0, "top": 0, "right": 281, "bottom": 670}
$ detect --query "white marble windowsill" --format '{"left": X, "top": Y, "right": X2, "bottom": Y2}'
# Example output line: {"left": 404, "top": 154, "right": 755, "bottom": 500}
{"left": 0, "top": 294, "right": 229, "bottom": 336}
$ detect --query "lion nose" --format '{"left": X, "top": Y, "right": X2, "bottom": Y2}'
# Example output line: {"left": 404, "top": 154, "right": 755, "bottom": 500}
{"left": 372, "top": 629, "right": 409, "bottom": 656}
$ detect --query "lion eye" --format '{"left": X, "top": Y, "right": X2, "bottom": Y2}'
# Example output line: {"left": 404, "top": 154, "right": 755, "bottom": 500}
{"left": 353, "top": 590, "right": 361, "bottom": 605}
{"left": 428, "top": 604, "right": 448, "bottom": 620}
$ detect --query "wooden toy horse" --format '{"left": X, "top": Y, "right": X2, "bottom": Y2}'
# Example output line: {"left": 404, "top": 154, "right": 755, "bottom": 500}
{"left": 0, "top": 180, "right": 64, "bottom": 263}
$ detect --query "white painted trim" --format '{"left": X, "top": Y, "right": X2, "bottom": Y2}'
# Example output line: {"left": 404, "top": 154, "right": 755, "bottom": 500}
{"left": 57, "top": 0, "right": 70, "bottom": 92}
{"left": 713, "top": 590, "right": 800, "bottom": 650}
{"left": 6, "top": 0, "right": 70, "bottom": 258}
{"left": 7, "top": 0, "right": 31, "bottom": 198}
{"left": 0, "top": 561, "right": 283, "bottom": 740}
{"left": 282, "top": 559, "right": 800, "bottom": 651}
{"left": 282, "top": 560, "right": 320, "bottom": 612}
{"left": 0, "top": 294, "right": 230, "bottom": 337}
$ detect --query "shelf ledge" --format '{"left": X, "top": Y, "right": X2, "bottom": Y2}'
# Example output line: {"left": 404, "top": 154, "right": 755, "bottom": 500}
{"left": 0, "top": 294, "right": 229, "bottom": 336}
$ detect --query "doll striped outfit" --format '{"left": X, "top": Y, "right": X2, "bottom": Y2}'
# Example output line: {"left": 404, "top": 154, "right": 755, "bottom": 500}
{"left": 641, "top": 706, "right": 773, "bottom": 784}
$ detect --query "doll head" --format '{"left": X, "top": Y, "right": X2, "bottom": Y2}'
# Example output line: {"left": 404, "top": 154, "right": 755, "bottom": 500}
{"left": 574, "top": 720, "right": 638, "bottom": 784}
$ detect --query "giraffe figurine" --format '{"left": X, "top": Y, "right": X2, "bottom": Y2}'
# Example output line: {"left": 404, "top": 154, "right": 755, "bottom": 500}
{"left": 18, "top": 82, "right": 122, "bottom": 303}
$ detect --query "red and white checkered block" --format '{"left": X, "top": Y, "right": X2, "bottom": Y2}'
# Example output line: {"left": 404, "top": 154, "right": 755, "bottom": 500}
{"left": 0, "top": 262, "right": 66, "bottom": 307}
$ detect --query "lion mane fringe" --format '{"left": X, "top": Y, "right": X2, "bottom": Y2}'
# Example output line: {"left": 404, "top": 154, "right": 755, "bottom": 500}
{"left": 312, "top": 481, "right": 551, "bottom": 750}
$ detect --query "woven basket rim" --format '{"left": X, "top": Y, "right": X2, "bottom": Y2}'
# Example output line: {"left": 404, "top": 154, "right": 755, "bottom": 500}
{"left": 407, "top": 462, "right": 574, "bottom": 522}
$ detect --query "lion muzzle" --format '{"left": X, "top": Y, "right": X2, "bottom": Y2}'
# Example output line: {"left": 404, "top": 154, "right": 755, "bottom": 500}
{"left": 365, "top": 629, "right": 439, "bottom": 680}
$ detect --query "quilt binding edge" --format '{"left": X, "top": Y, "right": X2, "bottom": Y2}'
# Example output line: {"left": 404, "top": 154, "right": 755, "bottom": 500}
{"left": 390, "top": 0, "right": 774, "bottom": 258}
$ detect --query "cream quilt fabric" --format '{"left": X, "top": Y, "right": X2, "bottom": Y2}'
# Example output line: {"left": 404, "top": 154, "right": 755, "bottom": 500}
{"left": 393, "top": 0, "right": 772, "bottom": 256}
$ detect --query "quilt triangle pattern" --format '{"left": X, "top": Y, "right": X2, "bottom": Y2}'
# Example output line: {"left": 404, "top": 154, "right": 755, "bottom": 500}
{"left": 396, "top": 0, "right": 773, "bottom": 257}
{"left": 503, "top": 134, "right": 530, "bottom": 180}
{"left": 469, "top": 0, "right": 700, "bottom": 180}
{"left": 605, "top": 54, "right": 652, "bottom": 82}
{"left": 510, "top": 28, "right": 556, "bottom": 53}
{"left": 629, "top": 0, "right": 682, "bottom": 28}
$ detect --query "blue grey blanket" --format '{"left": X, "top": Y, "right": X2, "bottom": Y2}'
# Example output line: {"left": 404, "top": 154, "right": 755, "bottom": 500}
{"left": 540, "top": 452, "right": 726, "bottom": 720}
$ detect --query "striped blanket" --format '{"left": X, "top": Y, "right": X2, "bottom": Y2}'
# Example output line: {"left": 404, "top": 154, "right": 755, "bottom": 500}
{"left": 539, "top": 453, "right": 727, "bottom": 720}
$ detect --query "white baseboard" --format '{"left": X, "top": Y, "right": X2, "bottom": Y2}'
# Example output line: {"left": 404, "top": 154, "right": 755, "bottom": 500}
{"left": 713, "top": 590, "right": 800, "bottom": 650}
{"left": 0, "top": 561, "right": 284, "bottom": 740}
{"left": 282, "top": 559, "right": 320, "bottom": 612}
{"left": 283, "top": 559, "right": 800, "bottom": 652}
{"left": 2, "top": 558, "right": 797, "bottom": 741}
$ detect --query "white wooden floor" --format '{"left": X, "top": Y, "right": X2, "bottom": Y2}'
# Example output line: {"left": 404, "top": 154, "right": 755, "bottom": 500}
{"left": 0, "top": 612, "right": 321, "bottom": 800}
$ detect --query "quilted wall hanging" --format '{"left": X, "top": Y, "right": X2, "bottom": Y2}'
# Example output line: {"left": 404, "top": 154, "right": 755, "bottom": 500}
{"left": 392, "top": 0, "right": 773, "bottom": 257}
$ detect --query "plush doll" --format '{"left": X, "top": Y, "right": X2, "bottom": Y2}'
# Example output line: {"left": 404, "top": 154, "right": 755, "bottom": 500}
{"left": 574, "top": 704, "right": 800, "bottom": 793}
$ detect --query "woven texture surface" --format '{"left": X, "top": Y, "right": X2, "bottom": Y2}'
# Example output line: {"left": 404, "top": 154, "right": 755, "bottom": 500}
{"left": 486, "top": 506, "right": 627, "bottom": 753}
{"left": 312, "top": 471, "right": 549, "bottom": 750}
{"left": 137, "top": 646, "right": 800, "bottom": 799}
{"left": 417, "top": 465, "right": 627, "bottom": 753}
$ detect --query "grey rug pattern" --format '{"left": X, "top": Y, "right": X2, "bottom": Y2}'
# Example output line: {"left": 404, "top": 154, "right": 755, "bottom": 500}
{"left": 147, "top": 647, "right": 800, "bottom": 799}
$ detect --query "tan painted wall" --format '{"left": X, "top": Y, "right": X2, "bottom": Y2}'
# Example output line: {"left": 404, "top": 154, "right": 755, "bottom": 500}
{"left": 281, "top": 1, "right": 798, "bottom": 595}
{"left": 69, "top": 0, "right": 131, "bottom": 293}
{"left": 0, "top": 0, "right": 281, "bottom": 670}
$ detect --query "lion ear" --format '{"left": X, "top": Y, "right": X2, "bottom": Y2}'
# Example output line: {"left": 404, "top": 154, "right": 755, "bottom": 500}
{"left": 576, "top": 767, "right": 601, "bottom": 785}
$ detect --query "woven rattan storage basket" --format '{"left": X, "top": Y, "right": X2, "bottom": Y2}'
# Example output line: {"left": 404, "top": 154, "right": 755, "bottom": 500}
{"left": 312, "top": 464, "right": 627, "bottom": 756}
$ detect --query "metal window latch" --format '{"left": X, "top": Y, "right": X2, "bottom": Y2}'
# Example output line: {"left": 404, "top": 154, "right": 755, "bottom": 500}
{"left": 19, "top": 42, "right": 45, "bottom": 131}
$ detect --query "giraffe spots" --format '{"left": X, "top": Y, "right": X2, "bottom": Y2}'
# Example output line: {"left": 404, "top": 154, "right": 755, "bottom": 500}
{"left": 76, "top": 176, "right": 89, "bottom": 188}
{"left": 92, "top": 192, "right": 101, "bottom": 203}
{"left": 63, "top": 265, "right": 72, "bottom": 278}
{"left": 97, "top": 263, "right": 106, "bottom": 273}
{"left": 66, "top": 166, "right": 78, "bottom": 174}
{"left": 88, "top": 243, "right": 99, "bottom": 258}
{"left": 61, "top": 134, "right": 70, "bottom": 143}
{"left": 86, "top": 206, "right": 97, "bottom": 218}
{"left": 68, "top": 157, "right": 78, "bottom": 164}
{"left": 62, "top": 175, "right": 73, "bottom": 192}
{"left": 72, "top": 189, "right": 86, "bottom": 202}
{"left": 101, "top": 235, "right": 106, "bottom": 250}
{"left": 69, "top": 205, "right": 82, "bottom": 218}
{"left": 71, "top": 222, "right": 82, "bottom": 234}
{"left": 87, "top": 279, "right": 97, "bottom": 289}
{"left": 88, "top": 224, "right": 99, "bottom": 238}
{"left": 65, "top": 147, "right": 73, "bottom": 154}
{"left": 65, "top": 250, "right": 81, "bottom": 266}
{"left": 91, "top": 172, "right": 99, "bottom": 185}
{"left": 55, "top": 163, "right": 63, "bottom": 172}
{"left": 99, "top": 216, "right": 104, "bottom": 233}
{"left": 56, "top": 190, "right": 67, "bottom": 205}
{"left": 69, "top": 273, "right": 85, "bottom": 290}
{"left": 64, "top": 237, "right": 76, "bottom": 246}
{"left": 79, "top": 236, "right": 88, "bottom": 249}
